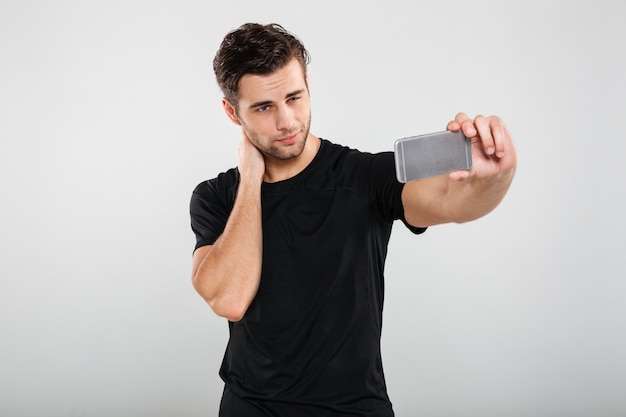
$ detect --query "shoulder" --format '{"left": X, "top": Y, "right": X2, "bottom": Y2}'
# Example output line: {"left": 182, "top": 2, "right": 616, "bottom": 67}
{"left": 330, "top": 140, "right": 396, "bottom": 177}
{"left": 190, "top": 168, "right": 239, "bottom": 249}
{"left": 316, "top": 139, "right": 398, "bottom": 198}
{"left": 193, "top": 167, "right": 238, "bottom": 193}
{"left": 191, "top": 167, "right": 239, "bottom": 209}
{"left": 320, "top": 139, "right": 393, "bottom": 171}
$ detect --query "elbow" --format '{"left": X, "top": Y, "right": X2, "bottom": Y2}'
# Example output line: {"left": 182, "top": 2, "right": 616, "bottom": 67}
{"left": 209, "top": 298, "right": 248, "bottom": 322}
{"left": 192, "top": 276, "right": 249, "bottom": 322}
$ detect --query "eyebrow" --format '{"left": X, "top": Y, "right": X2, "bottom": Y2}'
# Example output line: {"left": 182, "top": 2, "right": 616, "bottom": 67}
{"left": 248, "top": 89, "right": 305, "bottom": 110}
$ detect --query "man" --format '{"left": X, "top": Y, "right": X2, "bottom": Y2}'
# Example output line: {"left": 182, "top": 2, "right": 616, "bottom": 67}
{"left": 190, "top": 23, "right": 516, "bottom": 416}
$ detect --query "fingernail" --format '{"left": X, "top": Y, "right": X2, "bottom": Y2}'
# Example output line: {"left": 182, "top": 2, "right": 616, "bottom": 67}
{"left": 496, "top": 151, "right": 505, "bottom": 158}
{"left": 487, "top": 147, "right": 495, "bottom": 155}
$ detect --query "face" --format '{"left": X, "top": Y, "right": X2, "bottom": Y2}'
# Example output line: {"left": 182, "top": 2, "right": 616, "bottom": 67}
{"left": 224, "top": 58, "right": 312, "bottom": 162}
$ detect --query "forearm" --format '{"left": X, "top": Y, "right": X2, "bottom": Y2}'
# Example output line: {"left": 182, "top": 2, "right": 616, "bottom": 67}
{"left": 403, "top": 166, "right": 515, "bottom": 227}
{"left": 192, "top": 179, "right": 263, "bottom": 321}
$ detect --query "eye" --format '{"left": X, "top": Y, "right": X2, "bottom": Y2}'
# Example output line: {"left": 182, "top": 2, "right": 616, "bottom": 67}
{"left": 258, "top": 105, "right": 271, "bottom": 112}
{"left": 288, "top": 96, "right": 300, "bottom": 103}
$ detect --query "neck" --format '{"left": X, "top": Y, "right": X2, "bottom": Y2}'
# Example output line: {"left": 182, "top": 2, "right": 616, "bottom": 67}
{"left": 263, "top": 134, "right": 320, "bottom": 183}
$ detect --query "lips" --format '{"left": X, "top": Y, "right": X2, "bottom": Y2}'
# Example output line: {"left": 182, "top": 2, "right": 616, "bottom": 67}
{"left": 278, "top": 131, "right": 299, "bottom": 145}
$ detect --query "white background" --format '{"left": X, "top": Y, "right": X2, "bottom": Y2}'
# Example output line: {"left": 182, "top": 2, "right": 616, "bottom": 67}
{"left": 1, "top": 1, "right": 625, "bottom": 416}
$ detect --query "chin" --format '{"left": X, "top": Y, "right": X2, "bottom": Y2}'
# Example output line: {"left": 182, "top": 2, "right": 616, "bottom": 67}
{"left": 270, "top": 131, "right": 309, "bottom": 160}
{"left": 272, "top": 142, "right": 306, "bottom": 161}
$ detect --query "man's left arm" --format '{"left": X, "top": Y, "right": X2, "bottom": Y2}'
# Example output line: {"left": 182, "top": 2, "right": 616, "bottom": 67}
{"left": 402, "top": 112, "right": 517, "bottom": 227}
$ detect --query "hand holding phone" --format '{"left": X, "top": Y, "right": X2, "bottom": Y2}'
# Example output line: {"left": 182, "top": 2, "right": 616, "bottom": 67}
{"left": 394, "top": 130, "right": 472, "bottom": 182}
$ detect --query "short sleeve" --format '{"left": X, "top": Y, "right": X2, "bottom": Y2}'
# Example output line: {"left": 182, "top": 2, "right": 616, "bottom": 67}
{"left": 368, "top": 152, "right": 427, "bottom": 235}
{"left": 189, "top": 168, "right": 239, "bottom": 251}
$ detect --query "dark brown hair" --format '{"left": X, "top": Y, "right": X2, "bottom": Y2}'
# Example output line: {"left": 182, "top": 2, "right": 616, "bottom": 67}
{"left": 213, "top": 23, "right": 310, "bottom": 106}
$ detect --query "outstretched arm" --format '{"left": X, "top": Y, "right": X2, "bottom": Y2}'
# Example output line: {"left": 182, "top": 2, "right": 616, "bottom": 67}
{"left": 402, "top": 113, "right": 517, "bottom": 227}
{"left": 191, "top": 134, "right": 264, "bottom": 322}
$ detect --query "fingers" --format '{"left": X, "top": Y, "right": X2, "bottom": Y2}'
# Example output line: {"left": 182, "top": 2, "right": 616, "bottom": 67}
{"left": 450, "top": 113, "right": 509, "bottom": 159}
{"left": 237, "top": 131, "right": 266, "bottom": 183}
{"left": 447, "top": 112, "right": 472, "bottom": 134}
{"left": 490, "top": 118, "right": 508, "bottom": 158}
{"left": 481, "top": 115, "right": 508, "bottom": 158}
{"left": 474, "top": 115, "right": 496, "bottom": 156}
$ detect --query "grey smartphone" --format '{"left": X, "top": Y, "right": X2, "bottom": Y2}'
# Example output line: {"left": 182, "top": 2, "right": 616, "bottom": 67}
{"left": 394, "top": 130, "right": 473, "bottom": 182}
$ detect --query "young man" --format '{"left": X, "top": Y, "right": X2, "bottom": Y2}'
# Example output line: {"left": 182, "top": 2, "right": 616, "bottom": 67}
{"left": 190, "top": 23, "right": 516, "bottom": 417}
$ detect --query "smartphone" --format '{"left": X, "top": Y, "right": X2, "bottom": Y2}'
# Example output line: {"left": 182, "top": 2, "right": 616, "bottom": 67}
{"left": 394, "top": 130, "right": 472, "bottom": 182}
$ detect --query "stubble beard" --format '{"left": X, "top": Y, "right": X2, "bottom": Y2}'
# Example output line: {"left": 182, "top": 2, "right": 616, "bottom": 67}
{"left": 245, "top": 114, "right": 312, "bottom": 161}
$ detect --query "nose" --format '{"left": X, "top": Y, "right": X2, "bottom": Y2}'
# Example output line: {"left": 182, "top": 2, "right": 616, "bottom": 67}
{"left": 275, "top": 104, "right": 295, "bottom": 132}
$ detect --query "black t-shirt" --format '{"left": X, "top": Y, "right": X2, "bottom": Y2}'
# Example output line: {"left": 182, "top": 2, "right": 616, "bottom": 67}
{"left": 190, "top": 139, "right": 426, "bottom": 416}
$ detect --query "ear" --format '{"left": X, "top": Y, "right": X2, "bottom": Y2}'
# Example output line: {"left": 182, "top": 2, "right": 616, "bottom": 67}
{"left": 222, "top": 98, "right": 241, "bottom": 126}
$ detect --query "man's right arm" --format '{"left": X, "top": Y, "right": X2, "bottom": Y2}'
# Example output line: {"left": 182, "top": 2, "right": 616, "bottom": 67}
{"left": 191, "top": 136, "right": 264, "bottom": 322}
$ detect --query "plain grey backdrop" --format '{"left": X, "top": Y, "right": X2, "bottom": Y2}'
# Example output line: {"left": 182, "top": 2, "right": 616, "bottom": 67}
{"left": 1, "top": 1, "right": 625, "bottom": 416}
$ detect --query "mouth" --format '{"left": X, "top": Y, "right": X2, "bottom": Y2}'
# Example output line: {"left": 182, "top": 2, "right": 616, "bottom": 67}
{"left": 277, "top": 131, "right": 299, "bottom": 145}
